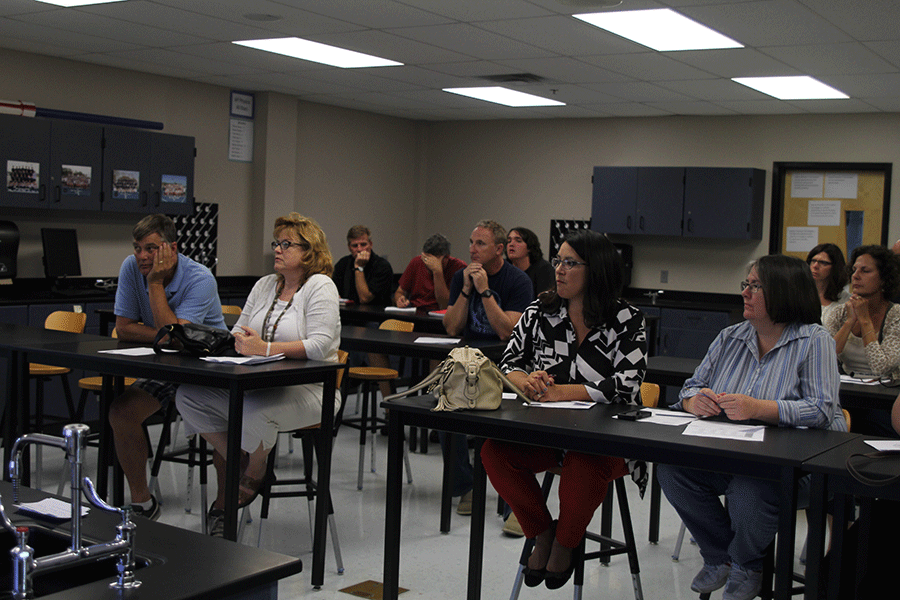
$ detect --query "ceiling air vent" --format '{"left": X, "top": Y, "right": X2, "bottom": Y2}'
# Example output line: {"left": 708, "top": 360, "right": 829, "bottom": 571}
{"left": 477, "top": 73, "right": 547, "bottom": 85}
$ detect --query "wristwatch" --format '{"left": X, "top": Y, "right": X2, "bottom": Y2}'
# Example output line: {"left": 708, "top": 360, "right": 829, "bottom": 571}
{"left": 355, "top": 266, "right": 364, "bottom": 272}
{"left": 460, "top": 289, "right": 471, "bottom": 298}
{"left": 480, "top": 289, "right": 492, "bottom": 298}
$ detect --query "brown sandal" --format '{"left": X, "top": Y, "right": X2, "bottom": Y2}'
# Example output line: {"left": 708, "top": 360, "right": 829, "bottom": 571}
{"left": 238, "top": 474, "right": 270, "bottom": 508}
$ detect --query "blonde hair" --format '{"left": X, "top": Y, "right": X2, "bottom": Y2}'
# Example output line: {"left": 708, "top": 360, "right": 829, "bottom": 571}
{"left": 273, "top": 213, "right": 333, "bottom": 286}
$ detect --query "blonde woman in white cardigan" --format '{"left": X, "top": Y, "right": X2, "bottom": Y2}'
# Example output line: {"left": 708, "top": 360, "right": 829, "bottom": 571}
{"left": 176, "top": 213, "right": 340, "bottom": 534}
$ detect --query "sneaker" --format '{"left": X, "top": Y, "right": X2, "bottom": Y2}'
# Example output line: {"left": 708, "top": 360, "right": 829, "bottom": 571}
{"left": 456, "top": 490, "right": 473, "bottom": 515}
{"left": 130, "top": 495, "right": 160, "bottom": 521}
{"left": 502, "top": 512, "right": 524, "bottom": 537}
{"left": 690, "top": 563, "right": 731, "bottom": 594}
{"left": 723, "top": 564, "right": 763, "bottom": 600}
{"left": 207, "top": 505, "right": 225, "bottom": 538}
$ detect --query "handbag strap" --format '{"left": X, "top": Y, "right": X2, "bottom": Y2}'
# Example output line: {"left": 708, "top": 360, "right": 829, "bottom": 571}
{"left": 152, "top": 324, "right": 179, "bottom": 354}
{"left": 845, "top": 450, "right": 900, "bottom": 487}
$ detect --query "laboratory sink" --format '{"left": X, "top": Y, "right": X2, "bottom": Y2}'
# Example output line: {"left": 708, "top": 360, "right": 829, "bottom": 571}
{"left": 0, "top": 525, "right": 159, "bottom": 598}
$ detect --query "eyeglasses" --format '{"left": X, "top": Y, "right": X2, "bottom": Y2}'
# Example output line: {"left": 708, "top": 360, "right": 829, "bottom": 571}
{"left": 551, "top": 256, "right": 587, "bottom": 271}
{"left": 809, "top": 259, "right": 833, "bottom": 267}
{"left": 740, "top": 280, "right": 763, "bottom": 294}
{"left": 271, "top": 240, "right": 308, "bottom": 252}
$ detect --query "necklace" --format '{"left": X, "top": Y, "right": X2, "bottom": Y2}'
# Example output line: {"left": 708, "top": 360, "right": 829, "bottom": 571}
{"left": 261, "top": 281, "right": 297, "bottom": 342}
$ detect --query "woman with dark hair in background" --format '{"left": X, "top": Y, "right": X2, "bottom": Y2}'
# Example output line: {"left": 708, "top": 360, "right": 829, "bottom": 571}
{"left": 507, "top": 226, "right": 556, "bottom": 297}
{"left": 657, "top": 255, "right": 846, "bottom": 600}
{"left": 481, "top": 230, "right": 647, "bottom": 590}
{"left": 825, "top": 244, "right": 900, "bottom": 381}
{"left": 806, "top": 243, "right": 848, "bottom": 323}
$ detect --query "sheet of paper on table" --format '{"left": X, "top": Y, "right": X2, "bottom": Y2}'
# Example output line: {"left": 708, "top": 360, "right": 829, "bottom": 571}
{"left": 866, "top": 440, "right": 900, "bottom": 451}
{"left": 637, "top": 408, "right": 698, "bottom": 426}
{"left": 523, "top": 400, "right": 594, "bottom": 409}
{"left": 99, "top": 347, "right": 175, "bottom": 356}
{"left": 415, "top": 337, "right": 461, "bottom": 344}
{"left": 201, "top": 354, "right": 286, "bottom": 365}
{"left": 682, "top": 420, "right": 766, "bottom": 442}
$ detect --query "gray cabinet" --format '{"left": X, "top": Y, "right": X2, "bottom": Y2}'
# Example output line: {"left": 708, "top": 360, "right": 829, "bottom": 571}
{"left": 0, "top": 115, "right": 194, "bottom": 215}
{"left": 591, "top": 166, "right": 765, "bottom": 240}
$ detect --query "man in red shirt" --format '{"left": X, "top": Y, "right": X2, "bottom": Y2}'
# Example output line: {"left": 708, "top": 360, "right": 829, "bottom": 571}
{"left": 394, "top": 233, "right": 466, "bottom": 312}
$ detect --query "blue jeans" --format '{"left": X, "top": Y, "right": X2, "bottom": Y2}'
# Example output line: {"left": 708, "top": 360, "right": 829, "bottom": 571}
{"left": 657, "top": 464, "right": 810, "bottom": 570}
{"left": 439, "top": 432, "right": 472, "bottom": 497}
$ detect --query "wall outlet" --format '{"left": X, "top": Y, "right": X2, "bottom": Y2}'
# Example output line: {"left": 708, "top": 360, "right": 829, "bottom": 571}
{"left": 660, "top": 270, "right": 668, "bottom": 284}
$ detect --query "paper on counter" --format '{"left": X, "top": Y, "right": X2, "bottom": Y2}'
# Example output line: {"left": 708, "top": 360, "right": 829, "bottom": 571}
{"left": 201, "top": 353, "right": 285, "bottom": 365}
{"left": 839, "top": 374, "right": 881, "bottom": 385}
{"left": 682, "top": 420, "right": 766, "bottom": 442}
{"left": 17, "top": 498, "right": 89, "bottom": 520}
{"left": 414, "top": 337, "right": 461, "bottom": 344}
{"left": 866, "top": 440, "right": 900, "bottom": 451}
{"left": 99, "top": 347, "right": 175, "bottom": 356}
{"left": 638, "top": 408, "right": 698, "bottom": 426}
{"left": 525, "top": 400, "right": 594, "bottom": 409}
{"left": 385, "top": 306, "right": 417, "bottom": 313}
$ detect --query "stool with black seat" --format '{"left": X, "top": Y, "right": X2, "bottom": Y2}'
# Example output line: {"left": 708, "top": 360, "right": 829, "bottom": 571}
{"left": 343, "top": 319, "right": 414, "bottom": 490}
{"left": 29, "top": 310, "right": 87, "bottom": 488}
{"left": 509, "top": 468, "right": 644, "bottom": 600}
{"left": 249, "top": 350, "right": 349, "bottom": 572}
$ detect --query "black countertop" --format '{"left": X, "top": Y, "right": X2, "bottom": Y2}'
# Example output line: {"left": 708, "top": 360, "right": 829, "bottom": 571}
{"left": 0, "top": 481, "right": 302, "bottom": 600}
{"left": 624, "top": 287, "right": 743, "bottom": 315}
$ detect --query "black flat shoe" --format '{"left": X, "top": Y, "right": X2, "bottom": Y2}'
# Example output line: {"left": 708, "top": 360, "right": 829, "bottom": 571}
{"left": 544, "top": 560, "right": 575, "bottom": 590}
{"left": 522, "top": 566, "right": 545, "bottom": 587}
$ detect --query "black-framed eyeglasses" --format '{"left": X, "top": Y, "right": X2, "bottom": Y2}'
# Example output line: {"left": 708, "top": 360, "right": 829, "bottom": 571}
{"left": 551, "top": 256, "right": 587, "bottom": 271}
{"left": 740, "top": 280, "right": 763, "bottom": 294}
{"left": 271, "top": 240, "right": 308, "bottom": 252}
{"left": 809, "top": 258, "right": 833, "bottom": 267}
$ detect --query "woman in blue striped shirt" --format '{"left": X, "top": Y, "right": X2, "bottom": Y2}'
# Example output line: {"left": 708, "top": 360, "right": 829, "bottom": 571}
{"left": 657, "top": 254, "right": 846, "bottom": 600}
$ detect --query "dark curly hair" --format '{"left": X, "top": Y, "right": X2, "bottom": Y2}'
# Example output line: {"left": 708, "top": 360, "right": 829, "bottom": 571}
{"left": 848, "top": 245, "right": 900, "bottom": 299}
{"left": 806, "top": 243, "right": 847, "bottom": 302}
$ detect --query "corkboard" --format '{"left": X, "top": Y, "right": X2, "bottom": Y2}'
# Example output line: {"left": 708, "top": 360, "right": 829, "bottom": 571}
{"left": 770, "top": 162, "right": 892, "bottom": 259}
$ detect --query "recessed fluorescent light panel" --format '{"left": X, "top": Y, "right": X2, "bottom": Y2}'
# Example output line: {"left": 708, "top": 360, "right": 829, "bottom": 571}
{"left": 443, "top": 87, "right": 565, "bottom": 107}
{"left": 574, "top": 8, "right": 743, "bottom": 51}
{"left": 35, "top": 0, "right": 125, "bottom": 5}
{"left": 732, "top": 76, "right": 849, "bottom": 100}
{"left": 233, "top": 37, "right": 402, "bottom": 68}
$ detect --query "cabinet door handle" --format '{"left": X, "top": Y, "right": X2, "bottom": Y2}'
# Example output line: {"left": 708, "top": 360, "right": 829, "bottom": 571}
{"left": 54, "top": 186, "right": 61, "bottom": 203}
{"left": 141, "top": 190, "right": 147, "bottom": 207}
{"left": 639, "top": 216, "right": 645, "bottom": 231}
{"left": 627, "top": 216, "right": 632, "bottom": 231}
{"left": 687, "top": 218, "right": 693, "bottom": 232}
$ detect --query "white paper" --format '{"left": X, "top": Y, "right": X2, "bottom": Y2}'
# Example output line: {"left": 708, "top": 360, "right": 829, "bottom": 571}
{"left": 415, "top": 337, "right": 461, "bottom": 344}
{"left": 824, "top": 173, "right": 858, "bottom": 199}
{"left": 785, "top": 227, "right": 818, "bottom": 252}
{"left": 682, "top": 420, "right": 766, "bottom": 442}
{"left": 639, "top": 408, "right": 698, "bottom": 426}
{"left": 526, "top": 400, "right": 594, "bottom": 409}
{"left": 200, "top": 353, "right": 285, "bottom": 365}
{"left": 808, "top": 200, "right": 841, "bottom": 226}
{"left": 18, "top": 498, "right": 89, "bottom": 519}
{"left": 99, "top": 347, "right": 175, "bottom": 356}
{"left": 228, "top": 118, "right": 253, "bottom": 162}
{"left": 866, "top": 440, "right": 900, "bottom": 451}
{"left": 791, "top": 173, "right": 824, "bottom": 198}
{"left": 385, "top": 306, "right": 417, "bottom": 313}
{"left": 839, "top": 374, "right": 881, "bottom": 385}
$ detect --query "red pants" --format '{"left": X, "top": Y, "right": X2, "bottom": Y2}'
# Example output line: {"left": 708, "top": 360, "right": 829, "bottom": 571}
{"left": 481, "top": 440, "right": 628, "bottom": 548}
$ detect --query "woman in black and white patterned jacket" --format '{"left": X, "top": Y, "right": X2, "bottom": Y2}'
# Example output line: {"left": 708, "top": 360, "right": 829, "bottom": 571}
{"left": 481, "top": 229, "right": 647, "bottom": 590}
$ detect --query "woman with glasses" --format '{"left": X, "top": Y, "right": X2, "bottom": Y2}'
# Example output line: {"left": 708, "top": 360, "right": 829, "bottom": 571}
{"left": 175, "top": 213, "right": 341, "bottom": 534}
{"left": 480, "top": 230, "right": 647, "bottom": 590}
{"left": 806, "top": 243, "right": 848, "bottom": 322}
{"left": 657, "top": 255, "right": 846, "bottom": 600}
{"left": 824, "top": 244, "right": 900, "bottom": 381}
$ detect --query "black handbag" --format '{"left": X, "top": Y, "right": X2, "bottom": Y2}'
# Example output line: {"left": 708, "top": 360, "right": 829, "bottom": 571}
{"left": 845, "top": 450, "right": 900, "bottom": 486}
{"left": 153, "top": 323, "right": 236, "bottom": 357}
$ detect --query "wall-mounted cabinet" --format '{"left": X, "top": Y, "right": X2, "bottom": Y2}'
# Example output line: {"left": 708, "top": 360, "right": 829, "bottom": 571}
{"left": 591, "top": 166, "right": 766, "bottom": 240}
{"left": 0, "top": 114, "right": 194, "bottom": 216}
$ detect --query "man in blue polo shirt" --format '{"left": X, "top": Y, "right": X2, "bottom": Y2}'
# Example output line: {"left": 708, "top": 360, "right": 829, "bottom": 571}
{"left": 110, "top": 214, "right": 225, "bottom": 520}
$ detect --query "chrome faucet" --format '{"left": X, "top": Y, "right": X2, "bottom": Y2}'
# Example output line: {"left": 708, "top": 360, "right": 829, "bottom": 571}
{"left": 644, "top": 290, "right": 664, "bottom": 305}
{"left": 2, "top": 424, "right": 141, "bottom": 598}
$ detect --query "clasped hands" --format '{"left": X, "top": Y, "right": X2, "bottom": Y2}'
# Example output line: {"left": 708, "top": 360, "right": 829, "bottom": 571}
{"left": 686, "top": 388, "right": 759, "bottom": 421}
{"left": 462, "top": 262, "right": 489, "bottom": 296}
{"left": 233, "top": 326, "right": 264, "bottom": 356}
{"left": 523, "top": 371, "right": 558, "bottom": 402}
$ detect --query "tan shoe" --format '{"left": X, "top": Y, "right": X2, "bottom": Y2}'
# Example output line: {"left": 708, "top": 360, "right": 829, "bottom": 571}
{"left": 502, "top": 512, "right": 524, "bottom": 537}
{"left": 456, "top": 490, "right": 473, "bottom": 515}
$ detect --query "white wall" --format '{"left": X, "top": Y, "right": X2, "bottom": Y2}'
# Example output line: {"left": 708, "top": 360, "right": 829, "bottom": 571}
{"left": 5, "top": 47, "right": 900, "bottom": 296}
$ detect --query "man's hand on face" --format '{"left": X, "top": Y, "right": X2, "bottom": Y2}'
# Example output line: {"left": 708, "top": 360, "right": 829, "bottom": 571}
{"left": 148, "top": 242, "right": 177, "bottom": 284}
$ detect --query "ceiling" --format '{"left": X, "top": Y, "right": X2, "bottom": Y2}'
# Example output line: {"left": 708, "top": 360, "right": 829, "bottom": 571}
{"left": 2, "top": 0, "right": 900, "bottom": 121}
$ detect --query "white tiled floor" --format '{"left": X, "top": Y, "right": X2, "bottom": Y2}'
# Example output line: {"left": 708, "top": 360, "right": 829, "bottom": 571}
{"left": 40, "top": 415, "right": 812, "bottom": 600}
